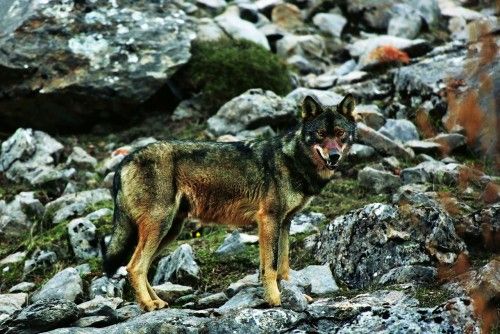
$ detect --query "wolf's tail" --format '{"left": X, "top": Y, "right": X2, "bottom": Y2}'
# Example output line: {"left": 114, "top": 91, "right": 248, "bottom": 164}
{"left": 101, "top": 170, "right": 137, "bottom": 277}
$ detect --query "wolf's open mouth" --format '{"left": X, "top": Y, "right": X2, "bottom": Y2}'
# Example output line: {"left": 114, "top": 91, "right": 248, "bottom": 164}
{"left": 315, "top": 147, "right": 337, "bottom": 170}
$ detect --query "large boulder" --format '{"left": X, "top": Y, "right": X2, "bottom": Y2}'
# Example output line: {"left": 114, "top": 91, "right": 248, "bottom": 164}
{"left": 316, "top": 195, "right": 467, "bottom": 288}
{"left": 0, "top": 0, "right": 194, "bottom": 132}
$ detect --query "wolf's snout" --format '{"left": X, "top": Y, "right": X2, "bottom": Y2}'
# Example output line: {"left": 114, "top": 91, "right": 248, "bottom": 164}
{"left": 329, "top": 151, "right": 340, "bottom": 164}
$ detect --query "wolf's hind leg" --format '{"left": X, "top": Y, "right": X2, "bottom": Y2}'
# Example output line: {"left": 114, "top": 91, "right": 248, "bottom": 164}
{"left": 127, "top": 207, "right": 178, "bottom": 311}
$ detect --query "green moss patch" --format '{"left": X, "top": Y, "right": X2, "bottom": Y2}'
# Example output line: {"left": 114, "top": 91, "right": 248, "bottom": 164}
{"left": 180, "top": 39, "right": 292, "bottom": 114}
{"left": 309, "top": 178, "right": 389, "bottom": 219}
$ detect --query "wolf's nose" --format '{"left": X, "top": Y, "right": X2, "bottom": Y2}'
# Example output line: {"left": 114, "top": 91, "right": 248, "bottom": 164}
{"left": 329, "top": 152, "right": 340, "bottom": 164}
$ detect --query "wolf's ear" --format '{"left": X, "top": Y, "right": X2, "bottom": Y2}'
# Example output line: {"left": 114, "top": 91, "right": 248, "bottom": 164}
{"left": 338, "top": 94, "right": 355, "bottom": 120}
{"left": 301, "top": 95, "right": 323, "bottom": 121}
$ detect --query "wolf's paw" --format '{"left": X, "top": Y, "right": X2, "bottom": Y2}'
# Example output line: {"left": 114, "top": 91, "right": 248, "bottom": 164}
{"left": 140, "top": 299, "right": 167, "bottom": 312}
{"left": 265, "top": 291, "right": 281, "bottom": 307}
{"left": 153, "top": 299, "right": 168, "bottom": 309}
{"left": 303, "top": 294, "right": 314, "bottom": 303}
{"left": 277, "top": 271, "right": 290, "bottom": 281}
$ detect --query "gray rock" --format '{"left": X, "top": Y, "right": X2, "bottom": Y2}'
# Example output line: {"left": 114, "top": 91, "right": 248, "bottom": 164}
{"left": 285, "top": 87, "right": 343, "bottom": 107}
{"left": 23, "top": 249, "right": 57, "bottom": 275}
{"left": 66, "top": 147, "right": 97, "bottom": 169}
{"left": 197, "top": 0, "right": 227, "bottom": 11}
{"left": 406, "top": 0, "right": 440, "bottom": 26}
{"left": 353, "top": 104, "right": 385, "bottom": 130}
{"left": 358, "top": 167, "right": 401, "bottom": 193}
{"left": 357, "top": 123, "right": 414, "bottom": 159}
{"left": 378, "top": 119, "right": 419, "bottom": 143}
{"left": 86, "top": 208, "right": 113, "bottom": 223}
{"left": 280, "top": 280, "right": 308, "bottom": 312}
{"left": 0, "top": 251, "right": 26, "bottom": 265}
{"left": 77, "top": 296, "right": 123, "bottom": 315}
{"left": 195, "top": 18, "right": 227, "bottom": 42}
{"left": 8, "top": 281, "right": 35, "bottom": 293}
{"left": 388, "top": 4, "right": 422, "bottom": 39}
{"left": 0, "top": 1, "right": 194, "bottom": 131}
{"left": 312, "top": 13, "right": 347, "bottom": 38}
{"left": 153, "top": 244, "right": 200, "bottom": 285}
{"left": 171, "top": 95, "right": 204, "bottom": 121}
{"left": 115, "top": 304, "right": 143, "bottom": 322}
{"left": 0, "top": 128, "right": 64, "bottom": 183}
{"left": 2, "top": 299, "right": 80, "bottom": 334}
{"left": 0, "top": 293, "right": 27, "bottom": 315}
{"left": 196, "top": 292, "right": 229, "bottom": 309}
{"left": 302, "top": 291, "right": 478, "bottom": 334}
{"left": 207, "top": 89, "right": 296, "bottom": 136}
{"left": 89, "top": 276, "right": 125, "bottom": 299}
{"left": 42, "top": 309, "right": 209, "bottom": 334}
{"left": 405, "top": 140, "right": 442, "bottom": 155}
{"left": 45, "top": 188, "right": 112, "bottom": 224}
{"left": 381, "top": 156, "right": 401, "bottom": 171}
{"left": 316, "top": 200, "right": 467, "bottom": 288}
{"left": 216, "top": 287, "right": 266, "bottom": 313}
{"left": 378, "top": 265, "right": 437, "bottom": 285}
{"left": 75, "top": 263, "right": 91, "bottom": 276}
{"left": 399, "top": 160, "right": 478, "bottom": 185}
{"left": 428, "top": 133, "right": 466, "bottom": 153}
{"left": 292, "top": 265, "right": 339, "bottom": 296}
{"left": 32, "top": 267, "right": 83, "bottom": 302}
{"left": 393, "top": 45, "right": 467, "bottom": 97}
{"left": 336, "top": 71, "right": 369, "bottom": 85}
{"left": 348, "top": 144, "right": 376, "bottom": 160}
{"left": 152, "top": 282, "right": 193, "bottom": 302}
{"left": 440, "top": 2, "right": 484, "bottom": 20}
{"left": 68, "top": 218, "right": 99, "bottom": 260}
{"left": 207, "top": 308, "right": 304, "bottom": 333}
{"left": 346, "top": 0, "right": 394, "bottom": 30}
{"left": 215, "top": 7, "right": 270, "bottom": 50}
{"left": 215, "top": 230, "right": 247, "bottom": 256}
{"left": 0, "top": 191, "right": 44, "bottom": 239}
{"left": 276, "top": 34, "right": 326, "bottom": 66}
{"left": 226, "top": 272, "right": 260, "bottom": 297}
{"left": 290, "top": 212, "right": 325, "bottom": 235}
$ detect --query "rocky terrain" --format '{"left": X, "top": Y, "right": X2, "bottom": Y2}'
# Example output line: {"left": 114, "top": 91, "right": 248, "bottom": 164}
{"left": 0, "top": 0, "right": 499, "bottom": 333}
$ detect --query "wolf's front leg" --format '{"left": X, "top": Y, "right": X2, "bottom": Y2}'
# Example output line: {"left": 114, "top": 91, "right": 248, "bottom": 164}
{"left": 277, "top": 217, "right": 292, "bottom": 281}
{"left": 258, "top": 211, "right": 281, "bottom": 306}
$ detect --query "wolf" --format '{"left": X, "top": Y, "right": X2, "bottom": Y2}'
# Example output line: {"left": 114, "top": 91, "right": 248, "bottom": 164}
{"left": 102, "top": 94, "right": 357, "bottom": 311}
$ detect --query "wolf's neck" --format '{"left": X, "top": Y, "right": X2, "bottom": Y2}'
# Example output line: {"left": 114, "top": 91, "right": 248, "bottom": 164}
{"left": 281, "top": 136, "right": 330, "bottom": 196}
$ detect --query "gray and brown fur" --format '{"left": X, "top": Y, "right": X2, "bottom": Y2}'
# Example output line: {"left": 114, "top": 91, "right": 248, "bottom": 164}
{"left": 102, "top": 94, "right": 357, "bottom": 311}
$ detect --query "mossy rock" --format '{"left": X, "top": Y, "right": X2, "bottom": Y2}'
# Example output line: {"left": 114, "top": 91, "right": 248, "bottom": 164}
{"left": 178, "top": 39, "right": 292, "bottom": 114}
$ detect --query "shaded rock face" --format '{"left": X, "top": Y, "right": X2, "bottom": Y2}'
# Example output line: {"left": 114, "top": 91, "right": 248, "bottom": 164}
{"left": 1, "top": 299, "right": 81, "bottom": 334}
{"left": 0, "top": 0, "right": 194, "bottom": 132}
{"left": 316, "top": 197, "right": 467, "bottom": 288}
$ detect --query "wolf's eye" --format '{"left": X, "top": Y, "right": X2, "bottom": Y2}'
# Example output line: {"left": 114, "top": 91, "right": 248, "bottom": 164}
{"left": 317, "top": 130, "right": 327, "bottom": 138}
{"left": 335, "top": 128, "right": 346, "bottom": 138}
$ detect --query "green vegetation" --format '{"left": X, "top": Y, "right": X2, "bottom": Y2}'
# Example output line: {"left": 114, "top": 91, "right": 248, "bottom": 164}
{"left": 413, "top": 285, "right": 452, "bottom": 307}
{"left": 309, "top": 178, "right": 389, "bottom": 219}
{"left": 181, "top": 39, "right": 292, "bottom": 114}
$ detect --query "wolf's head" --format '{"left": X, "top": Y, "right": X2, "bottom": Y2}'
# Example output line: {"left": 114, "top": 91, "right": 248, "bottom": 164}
{"left": 299, "top": 94, "right": 357, "bottom": 171}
